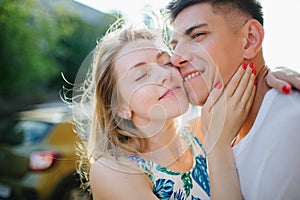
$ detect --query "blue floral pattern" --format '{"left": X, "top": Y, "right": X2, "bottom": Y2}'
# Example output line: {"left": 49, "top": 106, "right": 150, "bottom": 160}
{"left": 174, "top": 189, "right": 185, "bottom": 200}
{"left": 128, "top": 129, "right": 210, "bottom": 200}
{"left": 192, "top": 156, "right": 210, "bottom": 196}
{"left": 154, "top": 179, "right": 175, "bottom": 200}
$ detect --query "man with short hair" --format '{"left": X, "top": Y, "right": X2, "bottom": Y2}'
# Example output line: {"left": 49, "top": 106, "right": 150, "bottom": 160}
{"left": 166, "top": 0, "right": 300, "bottom": 199}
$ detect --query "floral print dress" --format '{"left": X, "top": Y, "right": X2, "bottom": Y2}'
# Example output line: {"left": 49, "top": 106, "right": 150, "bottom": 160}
{"left": 127, "top": 129, "right": 210, "bottom": 200}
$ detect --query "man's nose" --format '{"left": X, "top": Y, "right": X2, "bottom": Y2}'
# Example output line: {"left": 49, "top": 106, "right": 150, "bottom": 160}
{"left": 170, "top": 51, "right": 190, "bottom": 68}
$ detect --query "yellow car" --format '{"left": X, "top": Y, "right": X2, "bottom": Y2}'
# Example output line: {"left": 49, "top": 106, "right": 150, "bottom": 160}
{"left": 0, "top": 103, "right": 89, "bottom": 200}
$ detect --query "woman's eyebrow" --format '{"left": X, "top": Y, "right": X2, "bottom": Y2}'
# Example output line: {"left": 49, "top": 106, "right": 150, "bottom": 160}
{"left": 129, "top": 62, "right": 147, "bottom": 70}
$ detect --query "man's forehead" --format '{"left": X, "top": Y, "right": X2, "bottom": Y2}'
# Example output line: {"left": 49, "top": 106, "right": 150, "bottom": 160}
{"left": 169, "top": 21, "right": 194, "bottom": 43}
{"left": 172, "top": 17, "right": 194, "bottom": 35}
{"left": 170, "top": 30, "right": 180, "bottom": 43}
{"left": 169, "top": 25, "right": 193, "bottom": 46}
{"left": 171, "top": 4, "right": 212, "bottom": 32}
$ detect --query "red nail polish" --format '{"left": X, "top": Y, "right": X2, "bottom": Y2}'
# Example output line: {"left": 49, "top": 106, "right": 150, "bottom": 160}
{"left": 254, "top": 80, "right": 257, "bottom": 86}
{"left": 282, "top": 85, "right": 291, "bottom": 94}
{"left": 215, "top": 82, "right": 222, "bottom": 89}
{"left": 249, "top": 63, "right": 254, "bottom": 68}
{"left": 242, "top": 63, "right": 247, "bottom": 70}
{"left": 252, "top": 69, "right": 257, "bottom": 75}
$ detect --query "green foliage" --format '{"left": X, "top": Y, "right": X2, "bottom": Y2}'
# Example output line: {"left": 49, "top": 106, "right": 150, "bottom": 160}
{"left": 0, "top": 0, "right": 116, "bottom": 100}
{"left": 0, "top": 0, "right": 60, "bottom": 98}
{"left": 52, "top": 10, "right": 115, "bottom": 88}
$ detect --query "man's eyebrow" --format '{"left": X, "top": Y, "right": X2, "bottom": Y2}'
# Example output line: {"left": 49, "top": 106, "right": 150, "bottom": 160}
{"left": 169, "top": 23, "right": 209, "bottom": 46}
{"left": 184, "top": 23, "right": 208, "bottom": 35}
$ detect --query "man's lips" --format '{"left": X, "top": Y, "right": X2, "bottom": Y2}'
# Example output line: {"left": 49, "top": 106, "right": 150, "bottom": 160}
{"left": 182, "top": 71, "right": 202, "bottom": 82}
{"left": 158, "top": 86, "right": 181, "bottom": 100}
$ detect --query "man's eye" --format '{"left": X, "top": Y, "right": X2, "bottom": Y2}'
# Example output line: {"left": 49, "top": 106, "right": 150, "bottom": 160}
{"left": 135, "top": 73, "right": 147, "bottom": 81}
{"left": 191, "top": 32, "right": 206, "bottom": 39}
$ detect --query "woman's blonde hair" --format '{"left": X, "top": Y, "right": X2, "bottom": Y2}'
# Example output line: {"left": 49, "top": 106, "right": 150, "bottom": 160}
{"left": 72, "top": 19, "right": 168, "bottom": 191}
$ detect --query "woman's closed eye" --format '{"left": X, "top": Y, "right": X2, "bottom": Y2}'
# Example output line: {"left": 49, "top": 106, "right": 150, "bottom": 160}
{"left": 135, "top": 73, "right": 148, "bottom": 82}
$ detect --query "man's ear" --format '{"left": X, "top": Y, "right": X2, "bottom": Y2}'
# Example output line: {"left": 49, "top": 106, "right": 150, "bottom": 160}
{"left": 242, "top": 19, "right": 264, "bottom": 59}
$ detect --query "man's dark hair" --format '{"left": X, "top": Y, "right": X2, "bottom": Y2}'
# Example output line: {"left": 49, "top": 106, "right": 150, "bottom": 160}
{"left": 165, "top": 0, "right": 264, "bottom": 26}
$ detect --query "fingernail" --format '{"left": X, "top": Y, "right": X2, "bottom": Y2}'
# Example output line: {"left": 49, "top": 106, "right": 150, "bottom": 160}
{"left": 215, "top": 82, "right": 222, "bottom": 89}
{"left": 252, "top": 69, "right": 257, "bottom": 75}
{"left": 254, "top": 80, "right": 257, "bottom": 86}
{"left": 249, "top": 63, "right": 254, "bottom": 68}
{"left": 242, "top": 63, "right": 247, "bottom": 70}
{"left": 282, "top": 85, "right": 291, "bottom": 94}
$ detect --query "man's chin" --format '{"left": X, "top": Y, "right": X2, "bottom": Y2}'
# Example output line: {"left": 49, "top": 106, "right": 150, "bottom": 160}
{"left": 184, "top": 84, "right": 209, "bottom": 106}
{"left": 183, "top": 76, "right": 210, "bottom": 106}
{"left": 187, "top": 92, "right": 207, "bottom": 106}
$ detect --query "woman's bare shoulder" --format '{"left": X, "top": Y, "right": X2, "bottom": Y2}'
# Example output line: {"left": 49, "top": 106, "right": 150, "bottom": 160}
{"left": 89, "top": 157, "right": 157, "bottom": 200}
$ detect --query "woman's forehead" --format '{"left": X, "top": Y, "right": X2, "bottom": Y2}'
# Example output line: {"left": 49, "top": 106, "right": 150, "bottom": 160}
{"left": 115, "top": 40, "right": 161, "bottom": 65}
{"left": 120, "top": 40, "right": 159, "bottom": 55}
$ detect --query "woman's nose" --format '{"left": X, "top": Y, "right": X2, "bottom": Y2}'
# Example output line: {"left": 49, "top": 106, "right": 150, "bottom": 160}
{"left": 155, "top": 64, "right": 171, "bottom": 86}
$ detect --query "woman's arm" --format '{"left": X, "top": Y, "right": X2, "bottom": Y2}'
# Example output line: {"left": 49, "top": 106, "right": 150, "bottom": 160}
{"left": 202, "top": 64, "right": 256, "bottom": 200}
{"left": 266, "top": 66, "right": 300, "bottom": 93}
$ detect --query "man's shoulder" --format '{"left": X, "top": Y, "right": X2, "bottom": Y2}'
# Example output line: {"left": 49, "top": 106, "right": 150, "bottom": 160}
{"left": 253, "top": 89, "right": 300, "bottom": 134}
{"left": 263, "top": 88, "right": 300, "bottom": 112}
{"left": 243, "top": 89, "right": 300, "bottom": 144}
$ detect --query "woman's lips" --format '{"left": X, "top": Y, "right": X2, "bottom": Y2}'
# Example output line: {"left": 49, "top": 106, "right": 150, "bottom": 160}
{"left": 159, "top": 86, "right": 181, "bottom": 100}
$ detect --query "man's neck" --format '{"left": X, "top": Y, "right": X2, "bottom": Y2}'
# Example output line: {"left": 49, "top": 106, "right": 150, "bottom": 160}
{"left": 233, "top": 62, "right": 271, "bottom": 146}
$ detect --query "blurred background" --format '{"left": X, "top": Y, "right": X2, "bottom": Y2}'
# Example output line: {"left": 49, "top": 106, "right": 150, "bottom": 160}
{"left": 0, "top": 0, "right": 117, "bottom": 117}
{"left": 0, "top": 1, "right": 118, "bottom": 199}
{"left": 0, "top": 0, "right": 299, "bottom": 199}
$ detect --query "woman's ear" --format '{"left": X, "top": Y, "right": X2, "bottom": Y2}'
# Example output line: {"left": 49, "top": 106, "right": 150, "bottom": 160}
{"left": 242, "top": 19, "right": 264, "bottom": 59}
{"left": 117, "top": 105, "right": 132, "bottom": 120}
